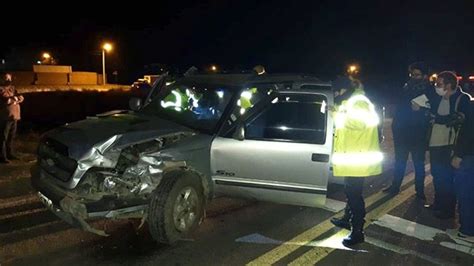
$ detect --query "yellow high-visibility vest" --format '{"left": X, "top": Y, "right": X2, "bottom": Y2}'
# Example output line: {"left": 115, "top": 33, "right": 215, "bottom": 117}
{"left": 333, "top": 89, "right": 383, "bottom": 177}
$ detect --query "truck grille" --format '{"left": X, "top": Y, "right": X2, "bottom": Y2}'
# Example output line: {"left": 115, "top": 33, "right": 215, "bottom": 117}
{"left": 38, "top": 138, "right": 77, "bottom": 182}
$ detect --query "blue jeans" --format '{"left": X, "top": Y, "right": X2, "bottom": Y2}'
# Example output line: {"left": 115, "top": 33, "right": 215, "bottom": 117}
{"left": 455, "top": 156, "right": 474, "bottom": 236}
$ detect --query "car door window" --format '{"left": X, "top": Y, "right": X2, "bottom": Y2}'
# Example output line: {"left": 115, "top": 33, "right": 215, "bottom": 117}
{"left": 245, "top": 94, "right": 327, "bottom": 144}
{"left": 220, "top": 84, "right": 276, "bottom": 136}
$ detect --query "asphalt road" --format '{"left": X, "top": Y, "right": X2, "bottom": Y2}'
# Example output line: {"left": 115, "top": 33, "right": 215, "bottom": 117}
{"left": 1, "top": 122, "right": 473, "bottom": 265}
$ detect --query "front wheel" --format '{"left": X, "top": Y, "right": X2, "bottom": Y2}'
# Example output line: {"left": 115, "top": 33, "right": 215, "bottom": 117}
{"left": 148, "top": 172, "right": 204, "bottom": 244}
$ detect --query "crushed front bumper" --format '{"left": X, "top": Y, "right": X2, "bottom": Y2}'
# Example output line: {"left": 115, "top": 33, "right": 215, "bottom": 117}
{"left": 31, "top": 165, "right": 147, "bottom": 236}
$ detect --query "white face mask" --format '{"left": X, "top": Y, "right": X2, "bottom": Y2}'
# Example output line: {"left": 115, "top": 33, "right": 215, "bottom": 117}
{"left": 435, "top": 86, "right": 447, "bottom": 96}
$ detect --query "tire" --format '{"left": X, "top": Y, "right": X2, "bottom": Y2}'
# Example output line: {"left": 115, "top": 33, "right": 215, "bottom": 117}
{"left": 148, "top": 171, "right": 204, "bottom": 244}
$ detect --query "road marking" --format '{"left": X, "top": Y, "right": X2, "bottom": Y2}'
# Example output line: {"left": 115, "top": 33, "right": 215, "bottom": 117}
{"left": 373, "top": 214, "right": 443, "bottom": 241}
{"left": 236, "top": 232, "right": 366, "bottom": 252}
{"left": 247, "top": 166, "right": 428, "bottom": 265}
{"left": 374, "top": 215, "right": 474, "bottom": 257}
{"left": 288, "top": 178, "right": 431, "bottom": 265}
{"left": 445, "top": 229, "right": 474, "bottom": 246}
{"left": 439, "top": 242, "right": 474, "bottom": 256}
{"left": 365, "top": 236, "right": 451, "bottom": 266}
{"left": 323, "top": 198, "right": 346, "bottom": 213}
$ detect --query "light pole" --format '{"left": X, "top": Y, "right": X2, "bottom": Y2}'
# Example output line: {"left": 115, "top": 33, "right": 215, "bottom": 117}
{"left": 41, "top": 52, "right": 53, "bottom": 64}
{"left": 102, "top": 43, "right": 113, "bottom": 85}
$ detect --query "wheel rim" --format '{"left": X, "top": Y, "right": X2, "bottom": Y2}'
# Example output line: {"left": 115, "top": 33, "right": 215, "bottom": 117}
{"left": 173, "top": 186, "right": 199, "bottom": 232}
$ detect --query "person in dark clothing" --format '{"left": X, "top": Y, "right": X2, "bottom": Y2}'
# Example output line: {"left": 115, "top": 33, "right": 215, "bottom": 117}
{"left": 449, "top": 98, "right": 474, "bottom": 242}
{"left": 384, "top": 62, "right": 432, "bottom": 199}
{"left": 0, "top": 72, "right": 24, "bottom": 163}
{"left": 426, "top": 71, "right": 471, "bottom": 219}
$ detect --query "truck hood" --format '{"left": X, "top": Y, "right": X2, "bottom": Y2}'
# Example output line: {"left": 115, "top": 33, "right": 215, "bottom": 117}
{"left": 44, "top": 111, "right": 195, "bottom": 160}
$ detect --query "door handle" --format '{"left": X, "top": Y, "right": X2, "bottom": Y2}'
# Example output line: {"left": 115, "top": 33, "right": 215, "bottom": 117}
{"left": 312, "top": 153, "right": 329, "bottom": 162}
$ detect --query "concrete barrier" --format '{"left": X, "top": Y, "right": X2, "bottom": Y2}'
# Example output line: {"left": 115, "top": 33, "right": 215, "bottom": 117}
{"left": 70, "top": 72, "right": 98, "bottom": 85}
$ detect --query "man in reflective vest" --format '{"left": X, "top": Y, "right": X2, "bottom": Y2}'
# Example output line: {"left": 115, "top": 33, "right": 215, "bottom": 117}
{"left": 237, "top": 87, "right": 258, "bottom": 115}
{"left": 330, "top": 78, "right": 383, "bottom": 246}
{"left": 160, "top": 88, "right": 193, "bottom": 112}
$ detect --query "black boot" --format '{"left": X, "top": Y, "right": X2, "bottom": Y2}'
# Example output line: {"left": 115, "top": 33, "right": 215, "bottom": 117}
{"left": 330, "top": 217, "right": 351, "bottom": 230}
{"left": 343, "top": 220, "right": 365, "bottom": 246}
{"left": 342, "top": 230, "right": 365, "bottom": 246}
{"left": 330, "top": 207, "right": 352, "bottom": 230}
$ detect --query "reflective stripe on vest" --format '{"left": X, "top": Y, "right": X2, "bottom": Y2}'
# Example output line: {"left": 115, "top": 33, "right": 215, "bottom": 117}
{"left": 332, "top": 151, "right": 384, "bottom": 166}
{"left": 161, "top": 90, "right": 183, "bottom": 111}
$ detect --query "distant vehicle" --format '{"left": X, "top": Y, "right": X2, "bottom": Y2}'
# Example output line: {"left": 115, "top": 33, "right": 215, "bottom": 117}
{"left": 461, "top": 75, "right": 474, "bottom": 97}
{"left": 130, "top": 77, "right": 154, "bottom": 99}
{"left": 131, "top": 79, "right": 152, "bottom": 90}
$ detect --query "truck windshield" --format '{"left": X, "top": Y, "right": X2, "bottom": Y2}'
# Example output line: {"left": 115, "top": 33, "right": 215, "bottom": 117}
{"left": 140, "top": 83, "right": 236, "bottom": 133}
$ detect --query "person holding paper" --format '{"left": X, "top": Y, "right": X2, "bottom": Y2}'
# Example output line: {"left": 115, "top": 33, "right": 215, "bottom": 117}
{"left": 384, "top": 62, "right": 432, "bottom": 199}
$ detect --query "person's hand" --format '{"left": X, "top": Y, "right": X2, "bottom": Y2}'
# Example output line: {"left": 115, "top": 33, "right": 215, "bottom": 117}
{"left": 451, "top": 156, "right": 463, "bottom": 169}
{"left": 446, "top": 112, "right": 464, "bottom": 127}
{"left": 17, "top": 95, "right": 24, "bottom": 102}
{"left": 411, "top": 102, "right": 420, "bottom": 111}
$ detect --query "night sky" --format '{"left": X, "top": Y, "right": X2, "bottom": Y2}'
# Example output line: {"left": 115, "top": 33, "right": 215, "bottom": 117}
{"left": 2, "top": 0, "right": 474, "bottom": 94}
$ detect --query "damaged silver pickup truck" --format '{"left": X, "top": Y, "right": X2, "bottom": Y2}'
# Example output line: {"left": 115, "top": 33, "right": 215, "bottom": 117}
{"left": 31, "top": 73, "right": 334, "bottom": 244}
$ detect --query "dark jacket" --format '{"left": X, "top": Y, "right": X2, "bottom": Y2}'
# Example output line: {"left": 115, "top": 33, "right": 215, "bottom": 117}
{"left": 428, "top": 87, "right": 471, "bottom": 126}
{"left": 454, "top": 98, "right": 474, "bottom": 158}
{"left": 392, "top": 79, "right": 432, "bottom": 143}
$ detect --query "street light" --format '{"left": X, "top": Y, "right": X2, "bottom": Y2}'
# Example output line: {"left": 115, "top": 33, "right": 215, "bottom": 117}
{"left": 41, "top": 52, "right": 54, "bottom": 64}
{"left": 347, "top": 64, "right": 359, "bottom": 75}
{"left": 102, "top": 42, "right": 113, "bottom": 85}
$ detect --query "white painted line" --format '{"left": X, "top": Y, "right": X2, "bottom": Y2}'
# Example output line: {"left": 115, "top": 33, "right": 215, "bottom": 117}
{"left": 323, "top": 198, "right": 346, "bottom": 213}
{"left": 374, "top": 214, "right": 444, "bottom": 241}
{"left": 439, "top": 242, "right": 474, "bottom": 256}
{"left": 374, "top": 214, "right": 474, "bottom": 257}
{"left": 235, "top": 232, "right": 367, "bottom": 252}
{"left": 445, "top": 229, "right": 474, "bottom": 247}
{"left": 366, "top": 236, "right": 448, "bottom": 266}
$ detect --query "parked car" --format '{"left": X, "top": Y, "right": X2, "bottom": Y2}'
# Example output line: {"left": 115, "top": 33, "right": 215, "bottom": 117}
{"left": 31, "top": 73, "right": 337, "bottom": 244}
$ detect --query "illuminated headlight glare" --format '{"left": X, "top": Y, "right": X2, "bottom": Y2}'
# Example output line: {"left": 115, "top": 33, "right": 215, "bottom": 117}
{"left": 104, "top": 176, "right": 116, "bottom": 189}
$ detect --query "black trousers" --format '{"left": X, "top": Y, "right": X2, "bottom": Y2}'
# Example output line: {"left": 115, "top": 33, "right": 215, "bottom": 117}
{"left": 0, "top": 120, "right": 17, "bottom": 160}
{"left": 344, "top": 177, "right": 366, "bottom": 230}
{"left": 392, "top": 133, "right": 426, "bottom": 195}
{"left": 430, "top": 146, "right": 456, "bottom": 215}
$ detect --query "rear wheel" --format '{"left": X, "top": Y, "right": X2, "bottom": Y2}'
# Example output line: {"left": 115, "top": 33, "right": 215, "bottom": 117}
{"left": 148, "top": 172, "right": 204, "bottom": 244}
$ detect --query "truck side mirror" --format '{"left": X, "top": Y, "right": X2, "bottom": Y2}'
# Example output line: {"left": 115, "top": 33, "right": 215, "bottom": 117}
{"left": 129, "top": 97, "right": 142, "bottom": 111}
{"left": 232, "top": 124, "right": 246, "bottom": 141}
